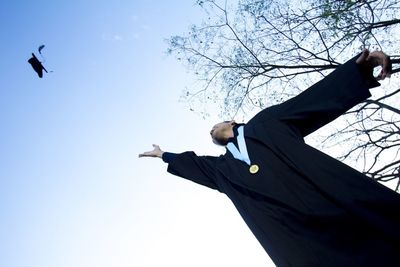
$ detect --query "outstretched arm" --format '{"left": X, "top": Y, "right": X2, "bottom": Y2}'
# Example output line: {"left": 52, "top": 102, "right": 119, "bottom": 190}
{"left": 249, "top": 50, "right": 392, "bottom": 137}
{"left": 139, "top": 145, "right": 220, "bottom": 191}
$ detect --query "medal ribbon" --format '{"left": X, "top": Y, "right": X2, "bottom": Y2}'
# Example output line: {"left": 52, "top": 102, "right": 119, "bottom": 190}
{"left": 226, "top": 126, "right": 251, "bottom": 165}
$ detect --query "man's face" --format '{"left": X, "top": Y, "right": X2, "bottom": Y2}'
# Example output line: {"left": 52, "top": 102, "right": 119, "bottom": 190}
{"left": 210, "top": 121, "right": 234, "bottom": 145}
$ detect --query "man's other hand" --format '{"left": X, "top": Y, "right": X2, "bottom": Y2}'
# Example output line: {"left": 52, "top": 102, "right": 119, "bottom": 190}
{"left": 356, "top": 49, "right": 392, "bottom": 80}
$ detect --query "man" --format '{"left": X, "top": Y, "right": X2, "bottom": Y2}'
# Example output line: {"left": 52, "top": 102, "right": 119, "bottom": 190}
{"left": 139, "top": 50, "right": 400, "bottom": 266}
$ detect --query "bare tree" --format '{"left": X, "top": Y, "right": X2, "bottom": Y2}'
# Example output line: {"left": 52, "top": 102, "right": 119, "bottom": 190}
{"left": 167, "top": 0, "right": 400, "bottom": 189}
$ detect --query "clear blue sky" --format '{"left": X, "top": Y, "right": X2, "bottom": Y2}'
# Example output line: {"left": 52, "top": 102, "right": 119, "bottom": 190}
{"left": 0, "top": 1, "right": 274, "bottom": 266}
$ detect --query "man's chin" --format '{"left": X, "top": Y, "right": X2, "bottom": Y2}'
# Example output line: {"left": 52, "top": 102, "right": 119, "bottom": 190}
{"left": 212, "top": 138, "right": 226, "bottom": 146}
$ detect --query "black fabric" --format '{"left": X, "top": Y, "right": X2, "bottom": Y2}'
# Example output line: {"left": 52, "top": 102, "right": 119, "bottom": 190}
{"left": 165, "top": 55, "right": 400, "bottom": 266}
{"left": 28, "top": 53, "right": 48, "bottom": 78}
{"left": 162, "top": 152, "right": 178, "bottom": 163}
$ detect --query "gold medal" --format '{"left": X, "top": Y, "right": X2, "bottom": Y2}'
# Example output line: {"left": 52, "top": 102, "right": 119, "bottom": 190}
{"left": 249, "top": 164, "right": 259, "bottom": 174}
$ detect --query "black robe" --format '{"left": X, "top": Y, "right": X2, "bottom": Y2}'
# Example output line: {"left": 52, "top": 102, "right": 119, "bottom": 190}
{"left": 164, "top": 55, "right": 400, "bottom": 267}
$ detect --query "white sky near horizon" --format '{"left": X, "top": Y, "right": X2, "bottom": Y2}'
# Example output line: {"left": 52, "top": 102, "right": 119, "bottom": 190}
{"left": 0, "top": 1, "right": 275, "bottom": 267}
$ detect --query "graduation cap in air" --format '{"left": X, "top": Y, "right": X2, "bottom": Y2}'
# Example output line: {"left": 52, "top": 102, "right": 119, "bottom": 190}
{"left": 28, "top": 45, "right": 49, "bottom": 78}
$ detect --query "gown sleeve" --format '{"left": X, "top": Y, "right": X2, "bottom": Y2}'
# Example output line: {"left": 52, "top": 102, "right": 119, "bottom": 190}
{"left": 165, "top": 151, "right": 221, "bottom": 191}
{"left": 162, "top": 152, "right": 178, "bottom": 163}
{"left": 249, "top": 54, "right": 380, "bottom": 137}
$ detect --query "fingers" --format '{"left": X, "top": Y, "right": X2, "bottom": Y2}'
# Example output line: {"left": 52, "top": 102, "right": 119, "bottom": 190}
{"left": 380, "top": 55, "right": 392, "bottom": 80}
{"left": 358, "top": 49, "right": 392, "bottom": 81}
{"left": 138, "top": 151, "right": 155, "bottom": 158}
{"left": 356, "top": 49, "right": 370, "bottom": 64}
{"left": 138, "top": 144, "right": 161, "bottom": 158}
{"left": 371, "top": 52, "right": 392, "bottom": 80}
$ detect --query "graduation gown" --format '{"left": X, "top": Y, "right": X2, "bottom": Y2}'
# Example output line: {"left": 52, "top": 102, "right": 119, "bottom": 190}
{"left": 164, "top": 55, "right": 400, "bottom": 267}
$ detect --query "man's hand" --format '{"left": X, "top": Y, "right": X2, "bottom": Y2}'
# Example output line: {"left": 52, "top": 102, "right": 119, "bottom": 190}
{"left": 356, "top": 49, "right": 392, "bottom": 80}
{"left": 139, "top": 144, "right": 164, "bottom": 158}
